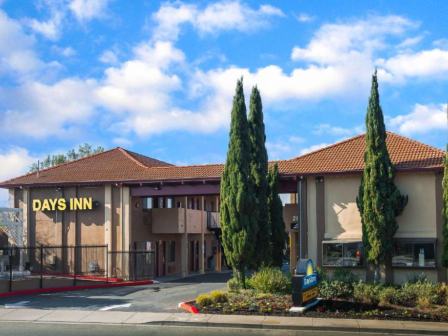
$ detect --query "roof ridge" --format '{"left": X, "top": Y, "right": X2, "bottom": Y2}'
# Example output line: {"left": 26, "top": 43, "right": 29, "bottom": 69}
{"left": 0, "top": 147, "right": 120, "bottom": 185}
{"left": 117, "top": 148, "right": 152, "bottom": 169}
{"left": 386, "top": 131, "right": 446, "bottom": 154}
{"left": 286, "top": 133, "right": 367, "bottom": 161}
{"left": 122, "top": 149, "right": 174, "bottom": 167}
{"left": 147, "top": 162, "right": 225, "bottom": 170}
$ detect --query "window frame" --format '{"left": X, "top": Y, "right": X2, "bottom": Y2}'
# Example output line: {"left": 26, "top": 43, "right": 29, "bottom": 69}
{"left": 322, "top": 240, "right": 365, "bottom": 268}
{"left": 142, "top": 197, "right": 153, "bottom": 211}
{"left": 392, "top": 238, "right": 437, "bottom": 269}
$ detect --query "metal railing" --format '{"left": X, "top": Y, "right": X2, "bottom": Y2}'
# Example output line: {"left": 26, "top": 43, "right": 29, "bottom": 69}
{"left": 206, "top": 211, "right": 220, "bottom": 229}
{"left": 0, "top": 245, "right": 155, "bottom": 294}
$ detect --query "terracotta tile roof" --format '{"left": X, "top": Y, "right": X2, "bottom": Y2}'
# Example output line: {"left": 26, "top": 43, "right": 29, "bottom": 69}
{"left": 277, "top": 132, "right": 445, "bottom": 175}
{"left": 0, "top": 132, "right": 444, "bottom": 187}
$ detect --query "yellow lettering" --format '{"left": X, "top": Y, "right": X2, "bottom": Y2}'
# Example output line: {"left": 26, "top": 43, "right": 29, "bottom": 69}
{"left": 48, "top": 199, "right": 57, "bottom": 211}
{"left": 58, "top": 198, "right": 66, "bottom": 211}
{"left": 32, "top": 199, "right": 41, "bottom": 211}
{"left": 74, "top": 198, "right": 83, "bottom": 210}
{"left": 41, "top": 199, "right": 51, "bottom": 211}
{"left": 84, "top": 197, "right": 92, "bottom": 210}
{"left": 70, "top": 198, "right": 74, "bottom": 210}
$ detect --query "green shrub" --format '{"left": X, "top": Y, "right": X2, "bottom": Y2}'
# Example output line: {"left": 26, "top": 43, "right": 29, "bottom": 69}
{"left": 332, "top": 269, "right": 356, "bottom": 283}
{"left": 196, "top": 294, "right": 212, "bottom": 307}
{"left": 379, "top": 286, "right": 400, "bottom": 306}
{"left": 210, "top": 290, "right": 228, "bottom": 303}
{"left": 398, "top": 280, "right": 446, "bottom": 307}
{"left": 315, "top": 266, "right": 329, "bottom": 282}
{"left": 405, "top": 272, "right": 427, "bottom": 284}
{"left": 249, "top": 268, "right": 290, "bottom": 294}
{"left": 227, "top": 276, "right": 252, "bottom": 292}
{"left": 318, "top": 280, "right": 353, "bottom": 300}
{"left": 353, "top": 282, "right": 381, "bottom": 305}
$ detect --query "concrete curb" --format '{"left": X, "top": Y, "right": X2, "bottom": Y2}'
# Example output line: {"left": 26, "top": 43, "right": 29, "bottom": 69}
{"left": 0, "top": 280, "right": 154, "bottom": 298}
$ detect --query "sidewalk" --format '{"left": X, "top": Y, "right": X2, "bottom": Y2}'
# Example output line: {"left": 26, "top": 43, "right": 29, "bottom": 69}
{"left": 0, "top": 308, "right": 447, "bottom": 335}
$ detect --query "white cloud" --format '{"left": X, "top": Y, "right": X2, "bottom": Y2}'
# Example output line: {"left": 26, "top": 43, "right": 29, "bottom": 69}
{"left": 267, "top": 136, "right": 306, "bottom": 160}
{"left": 112, "top": 137, "right": 133, "bottom": 147}
{"left": 26, "top": 10, "right": 64, "bottom": 41}
{"left": 52, "top": 46, "right": 76, "bottom": 57}
{"left": 396, "top": 35, "right": 424, "bottom": 49}
{"left": 433, "top": 38, "right": 448, "bottom": 49}
{"left": 1, "top": 78, "right": 97, "bottom": 138}
{"left": 0, "top": 9, "right": 44, "bottom": 78}
{"left": 68, "top": 0, "right": 112, "bottom": 22}
{"left": 0, "top": 147, "right": 38, "bottom": 206}
{"left": 151, "top": 1, "right": 284, "bottom": 41}
{"left": 294, "top": 13, "right": 315, "bottom": 23}
{"left": 99, "top": 50, "right": 118, "bottom": 64}
{"left": 388, "top": 103, "right": 447, "bottom": 135}
{"left": 300, "top": 143, "right": 330, "bottom": 155}
{"left": 313, "top": 124, "right": 364, "bottom": 136}
{"left": 377, "top": 49, "right": 448, "bottom": 81}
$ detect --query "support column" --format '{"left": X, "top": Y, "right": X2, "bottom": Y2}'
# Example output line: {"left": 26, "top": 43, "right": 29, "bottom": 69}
{"left": 315, "top": 177, "right": 325, "bottom": 267}
{"left": 121, "top": 187, "right": 130, "bottom": 251}
{"left": 435, "top": 172, "right": 447, "bottom": 283}
{"left": 199, "top": 196, "right": 205, "bottom": 274}
{"left": 181, "top": 196, "right": 188, "bottom": 278}
{"left": 22, "top": 189, "right": 29, "bottom": 247}
{"left": 105, "top": 185, "right": 113, "bottom": 273}
{"left": 290, "top": 232, "right": 297, "bottom": 274}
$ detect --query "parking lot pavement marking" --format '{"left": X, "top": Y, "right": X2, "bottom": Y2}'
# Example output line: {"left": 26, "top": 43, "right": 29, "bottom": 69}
{"left": 5, "top": 301, "right": 30, "bottom": 309}
{"left": 99, "top": 303, "right": 132, "bottom": 311}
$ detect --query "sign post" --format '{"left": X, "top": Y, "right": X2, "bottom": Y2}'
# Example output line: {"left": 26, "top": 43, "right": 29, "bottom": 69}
{"left": 290, "top": 259, "right": 320, "bottom": 313}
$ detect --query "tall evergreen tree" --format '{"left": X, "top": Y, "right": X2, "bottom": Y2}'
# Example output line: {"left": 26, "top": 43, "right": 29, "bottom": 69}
{"left": 356, "top": 71, "right": 408, "bottom": 284}
{"left": 220, "top": 78, "right": 257, "bottom": 288}
{"left": 267, "top": 163, "right": 286, "bottom": 268}
{"left": 248, "top": 86, "right": 271, "bottom": 268}
{"left": 442, "top": 105, "right": 448, "bottom": 268}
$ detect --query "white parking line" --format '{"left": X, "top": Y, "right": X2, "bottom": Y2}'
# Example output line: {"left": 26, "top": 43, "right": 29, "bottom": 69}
{"left": 99, "top": 303, "right": 132, "bottom": 311}
{"left": 5, "top": 301, "right": 30, "bottom": 309}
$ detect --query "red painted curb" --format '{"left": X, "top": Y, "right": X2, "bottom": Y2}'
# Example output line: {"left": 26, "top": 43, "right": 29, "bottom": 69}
{"left": 178, "top": 300, "right": 199, "bottom": 314}
{"left": 0, "top": 280, "right": 153, "bottom": 298}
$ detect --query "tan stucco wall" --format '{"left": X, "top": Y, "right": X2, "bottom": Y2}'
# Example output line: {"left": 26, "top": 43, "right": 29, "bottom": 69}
{"left": 324, "top": 175, "right": 362, "bottom": 240}
{"left": 393, "top": 269, "right": 438, "bottom": 285}
{"left": 395, "top": 172, "right": 437, "bottom": 238}
{"left": 186, "top": 209, "right": 202, "bottom": 233}
{"left": 307, "top": 177, "right": 318, "bottom": 264}
{"left": 151, "top": 208, "right": 185, "bottom": 234}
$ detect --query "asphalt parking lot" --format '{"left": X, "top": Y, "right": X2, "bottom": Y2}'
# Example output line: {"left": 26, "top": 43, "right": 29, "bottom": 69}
{"left": 0, "top": 272, "right": 232, "bottom": 313}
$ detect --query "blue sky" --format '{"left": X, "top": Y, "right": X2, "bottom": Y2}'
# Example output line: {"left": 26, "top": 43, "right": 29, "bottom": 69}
{"left": 1, "top": 0, "right": 448, "bottom": 205}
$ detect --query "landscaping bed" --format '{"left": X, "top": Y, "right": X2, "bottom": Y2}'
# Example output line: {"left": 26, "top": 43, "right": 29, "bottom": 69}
{"left": 191, "top": 295, "right": 448, "bottom": 322}
{"left": 189, "top": 268, "right": 448, "bottom": 323}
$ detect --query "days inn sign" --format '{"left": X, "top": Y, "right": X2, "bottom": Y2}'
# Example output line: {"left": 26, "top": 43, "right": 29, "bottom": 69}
{"left": 33, "top": 198, "right": 98, "bottom": 211}
{"left": 292, "top": 259, "right": 319, "bottom": 307}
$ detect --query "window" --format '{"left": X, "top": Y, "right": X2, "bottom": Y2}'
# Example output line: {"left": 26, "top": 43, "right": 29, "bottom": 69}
{"left": 323, "top": 241, "right": 364, "bottom": 267}
{"left": 166, "top": 197, "right": 173, "bottom": 209}
{"left": 142, "top": 197, "right": 153, "bottom": 211}
{"left": 158, "top": 197, "right": 164, "bottom": 208}
{"left": 392, "top": 240, "right": 436, "bottom": 268}
{"left": 168, "top": 241, "right": 175, "bottom": 262}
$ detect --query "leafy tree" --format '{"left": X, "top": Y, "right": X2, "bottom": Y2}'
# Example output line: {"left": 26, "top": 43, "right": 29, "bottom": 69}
{"left": 248, "top": 85, "right": 271, "bottom": 268}
{"left": 356, "top": 71, "right": 408, "bottom": 284}
{"left": 442, "top": 105, "right": 448, "bottom": 268}
{"left": 220, "top": 78, "right": 257, "bottom": 288}
{"left": 267, "top": 163, "right": 286, "bottom": 268}
{"left": 29, "top": 144, "right": 104, "bottom": 172}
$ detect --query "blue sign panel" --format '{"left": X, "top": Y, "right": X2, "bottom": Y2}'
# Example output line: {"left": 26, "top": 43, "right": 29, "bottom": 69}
{"left": 301, "top": 259, "right": 318, "bottom": 290}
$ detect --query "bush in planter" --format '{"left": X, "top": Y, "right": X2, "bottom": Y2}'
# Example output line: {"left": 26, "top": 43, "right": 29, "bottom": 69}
{"left": 379, "top": 286, "right": 401, "bottom": 306}
{"left": 249, "top": 268, "right": 290, "bottom": 294}
{"left": 227, "top": 276, "right": 252, "bottom": 292}
{"left": 332, "top": 269, "right": 356, "bottom": 283}
{"left": 319, "top": 280, "right": 353, "bottom": 300}
{"left": 353, "top": 282, "right": 381, "bottom": 305}
{"left": 210, "top": 290, "right": 228, "bottom": 303}
{"left": 196, "top": 294, "right": 213, "bottom": 307}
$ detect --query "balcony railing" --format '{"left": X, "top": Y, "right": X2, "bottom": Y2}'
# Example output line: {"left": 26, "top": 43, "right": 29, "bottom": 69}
{"left": 206, "top": 211, "right": 220, "bottom": 229}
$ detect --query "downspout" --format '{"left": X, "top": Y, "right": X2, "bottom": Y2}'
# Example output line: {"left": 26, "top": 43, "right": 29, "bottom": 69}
{"left": 299, "top": 178, "right": 302, "bottom": 260}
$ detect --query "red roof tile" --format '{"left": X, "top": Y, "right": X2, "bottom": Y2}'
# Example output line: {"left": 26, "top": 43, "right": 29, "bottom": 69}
{"left": 0, "top": 132, "right": 444, "bottom": 187}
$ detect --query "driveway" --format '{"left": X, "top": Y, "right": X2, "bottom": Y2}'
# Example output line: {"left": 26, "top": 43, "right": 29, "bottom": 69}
{"left": 0, "top": 272, "right": 232, "bottom": 313}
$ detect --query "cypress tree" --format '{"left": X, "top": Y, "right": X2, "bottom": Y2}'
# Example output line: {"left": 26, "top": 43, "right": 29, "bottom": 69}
{"left": 442, "top": 105, "right": 448, "bottom": 268}
{"left": 248, "top": 86, "right": 271, "bottom": 268}
{"left": 267, "top": 163, "right": 286, "bottom": 268}
{"left": 220, "top": 78, "right": 257, "bottom": 288}
{"left": 356, "top": 71, "right": 408, "bottom": 284}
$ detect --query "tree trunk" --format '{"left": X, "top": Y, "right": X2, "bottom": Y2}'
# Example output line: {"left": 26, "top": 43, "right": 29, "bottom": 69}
{"left": 239, "top": 268, "right": 246, "bottom": 289}
{"left": 374, "top": 265, "right": 381, "bottom": 285}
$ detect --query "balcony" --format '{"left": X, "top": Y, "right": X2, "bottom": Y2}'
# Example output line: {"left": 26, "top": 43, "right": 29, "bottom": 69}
{"left": 206, "top": 211, "right": 220, "bottom": 230}
{"left": 150, "top": 208, "right": 219, "bottom": 234}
